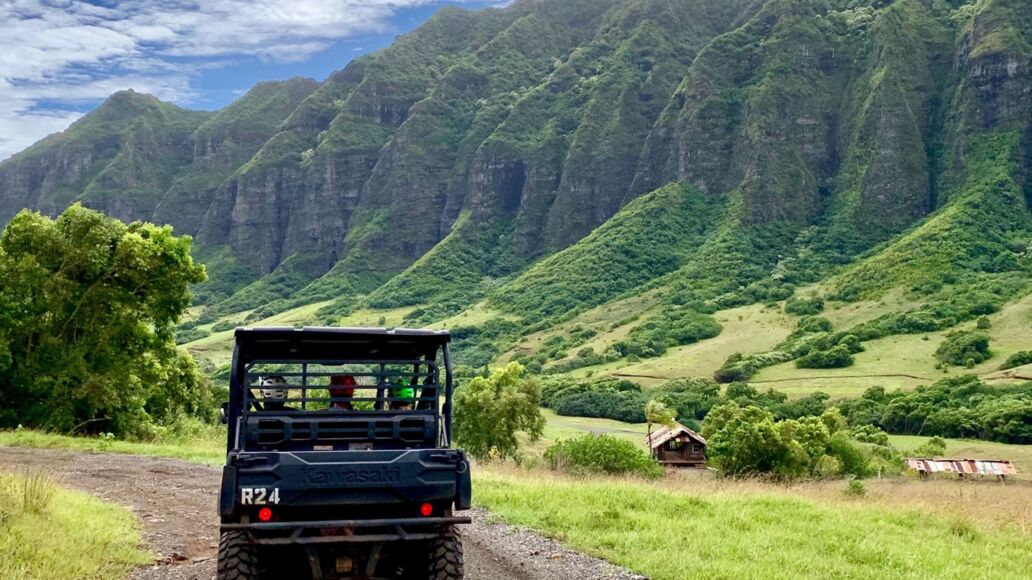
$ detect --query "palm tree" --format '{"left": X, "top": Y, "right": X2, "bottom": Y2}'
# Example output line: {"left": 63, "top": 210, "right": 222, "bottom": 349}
{"left": 644, "top": 400, "right": 677, "bottom": 459}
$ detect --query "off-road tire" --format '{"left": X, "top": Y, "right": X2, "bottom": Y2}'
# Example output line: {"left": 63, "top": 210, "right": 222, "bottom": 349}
{"left": 428, "top": 526, "right": 464, "bottom": 580}
{"left": 217, "top": 531, "right": 259, "bottom": 580}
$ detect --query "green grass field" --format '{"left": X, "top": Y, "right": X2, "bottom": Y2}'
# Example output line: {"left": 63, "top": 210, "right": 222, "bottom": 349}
{"left": 0, "top": 472, "right": 150, "bottom": 579}
{"left": 0, "top": 430, "right": 224, "bottom": 466}
{"left": 5, "top": 427, "right": 1032, "bottom": 578}
{"left": 474, "top": 468, "right": 1032, "bottom": 580}
{"left": 523, "top": 409, "right": 649, "bottom": 455}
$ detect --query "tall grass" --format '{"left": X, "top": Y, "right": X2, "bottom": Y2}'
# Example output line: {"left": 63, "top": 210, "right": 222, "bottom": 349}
{"left": 474, "top": 467, "right": 1032, "bottom": 579}
{"left": 0, "top": 472, "right": 150, "bottom": 579}
{"left": 17, "top": 470, "right": 57, "bottom": 515}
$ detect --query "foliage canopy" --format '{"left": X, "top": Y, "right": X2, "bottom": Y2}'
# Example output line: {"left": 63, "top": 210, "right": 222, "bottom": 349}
{"left": 453, "top": 362, "right": 545, "bottom": 460}
{"left": 0, "top": 205, "right": 210, "bottom": 436}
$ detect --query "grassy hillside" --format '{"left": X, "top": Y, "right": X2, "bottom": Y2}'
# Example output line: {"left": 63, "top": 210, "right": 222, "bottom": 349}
{"left": 491, "top": 183, "right": 722, "bottom": 325}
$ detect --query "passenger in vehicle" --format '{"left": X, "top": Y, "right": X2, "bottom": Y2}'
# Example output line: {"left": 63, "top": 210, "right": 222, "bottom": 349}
{"left": 389, "top": 377, "right": 415, "bottom": 411}
{"left": 327, "top": 375, "right": 357, "bottom": 410}
{"left": 258, "top": 376, "right": 289, "bottom": 411}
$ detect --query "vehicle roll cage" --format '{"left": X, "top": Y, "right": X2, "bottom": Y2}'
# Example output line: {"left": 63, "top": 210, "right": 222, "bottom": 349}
{"left": 241, "top": 359, "right": 443, "bottom": 411}
{"left": 225, "top": 328, "right": 456, "bottom": 452}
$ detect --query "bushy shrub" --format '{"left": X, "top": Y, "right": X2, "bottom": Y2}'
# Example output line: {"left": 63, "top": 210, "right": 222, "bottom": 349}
{"left": 935, "top": 331, "right": 991, "bottom": 366}
{"left": 175, "top": 327, "right": 211, "bottom": 345}
{"left": 714, "top": 350, "right": 794, "bottom": 383}
{"left": 545, "top": 434, "right": 662, "bottom": 479}
{"left": 785, "top": 296, "right": 824, "bottom": 315}
{"left": 912, "top": 436, "right": 947, "bottom": 457}
{"left": 1000, "top": 350, "right": 1032, "bottom": 370}
{"left": 796, "top": 316, "right": 833, "bottom": 334}
{"left": 713, "top": 364, "right": 754, "bottom": 383}
{"left": 401, "top": 300, "right": 467, "bottom": 326}
{"left": 796, "top": 345, "right": 854, "bottom": 369}
{"left": 211, "top": 320, "right": 236, "bottom": 333}
{"left": 618, "top": 308, "right": 722, "bottom": 359}
{"left": 837, "top": 334, "right": 864, "bottom": 353}
{"left": 543, "top": 346, "right": 616, "bottom": 374}
{"left": 844, "top": 478, "right": 867, "bottom": 497}
{"left": 815, "top": 455, "right": 842, "bottom": 479}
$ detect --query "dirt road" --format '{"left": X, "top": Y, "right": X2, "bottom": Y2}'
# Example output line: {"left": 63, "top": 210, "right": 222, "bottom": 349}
{"left": 0, "top": 446, "right": 642, "bottom": 580}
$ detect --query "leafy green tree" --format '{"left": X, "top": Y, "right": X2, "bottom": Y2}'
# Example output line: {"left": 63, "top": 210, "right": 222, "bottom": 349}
{"left": 705, "top": 402, "right": 873, "bottom": 479}
{"left": 705, "top": 404, "right": 792, "bottom": 476}
{"left": 453, "top": 362, "right": 545, "bottom": 460}
{"left": 652, "top": 378, "right": 721, "bottom": 421}
{"left": 0, "top": 205, "right": 209, "bottom": 436}
{"left": 848, "top": 425, "right": 889, "bottom": 446}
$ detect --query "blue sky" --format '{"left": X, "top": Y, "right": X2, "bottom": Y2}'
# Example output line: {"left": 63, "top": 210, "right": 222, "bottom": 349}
{"left": 0, "top": 0, "right": 509, "bottom": 159}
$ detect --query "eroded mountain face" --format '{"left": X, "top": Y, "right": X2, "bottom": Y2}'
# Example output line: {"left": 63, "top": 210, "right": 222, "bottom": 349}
{"left": 1, "top": 0, "right": 1029, "bottom": 314}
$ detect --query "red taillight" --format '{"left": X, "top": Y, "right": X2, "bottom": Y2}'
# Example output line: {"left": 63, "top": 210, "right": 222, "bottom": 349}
{"left": 419, "top": 503, "right": 433, "bottom": 517}
{"left": 258, "top": 507, "right": 273, "bottom": 522}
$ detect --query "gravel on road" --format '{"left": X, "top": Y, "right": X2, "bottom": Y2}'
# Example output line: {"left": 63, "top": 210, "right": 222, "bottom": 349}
{"left": 0, "top": 446, "right": 644, "bottom": 580}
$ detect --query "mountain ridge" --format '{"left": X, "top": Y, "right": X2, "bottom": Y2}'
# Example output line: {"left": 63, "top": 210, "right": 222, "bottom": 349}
{"left": 1, "top": 0, "right": 1030, "bottom": 377}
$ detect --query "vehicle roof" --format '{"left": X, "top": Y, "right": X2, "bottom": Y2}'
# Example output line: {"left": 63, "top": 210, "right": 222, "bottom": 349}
{"left": 233, "top": 327, "right": 451, "bottom": 363}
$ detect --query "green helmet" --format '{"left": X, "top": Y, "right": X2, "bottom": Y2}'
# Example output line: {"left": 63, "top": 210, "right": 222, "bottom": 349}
{"left": 390, "top": 378, "right": 414, "bottom": 401}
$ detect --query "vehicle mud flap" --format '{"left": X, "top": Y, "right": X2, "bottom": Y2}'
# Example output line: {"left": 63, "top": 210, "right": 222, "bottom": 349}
{"left": 455, "top": 461, "right": 471, "bottom": 510}
{"left": 219, "top": 466, "right": 238, "bottom": 517}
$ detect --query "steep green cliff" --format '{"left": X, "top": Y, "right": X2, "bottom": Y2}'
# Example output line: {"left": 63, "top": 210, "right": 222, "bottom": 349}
{"left": 0, "top": 0, "right": 1029, "bottom": 366}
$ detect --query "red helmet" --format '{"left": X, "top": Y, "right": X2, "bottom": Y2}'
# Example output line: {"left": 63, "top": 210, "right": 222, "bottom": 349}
{"left": 329, "top": 375, "right": 356, "bottom": 397}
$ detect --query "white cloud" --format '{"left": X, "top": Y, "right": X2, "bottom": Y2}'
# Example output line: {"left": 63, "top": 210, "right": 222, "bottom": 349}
{"left": 0, "top": 0, "right": 497, "bottom": 160}
{"left": 0, "top": 107, "right": 83, "bottom": 157}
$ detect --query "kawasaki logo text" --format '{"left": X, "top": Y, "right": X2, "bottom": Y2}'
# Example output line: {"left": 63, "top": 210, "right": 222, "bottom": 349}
{"left": 302, "top": 467, "right": 401, "bottom": 485}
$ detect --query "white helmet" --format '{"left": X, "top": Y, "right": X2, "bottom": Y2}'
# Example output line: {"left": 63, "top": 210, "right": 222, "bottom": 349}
{"left": 259, "top": 376, "right": 288, "bottom": 401}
